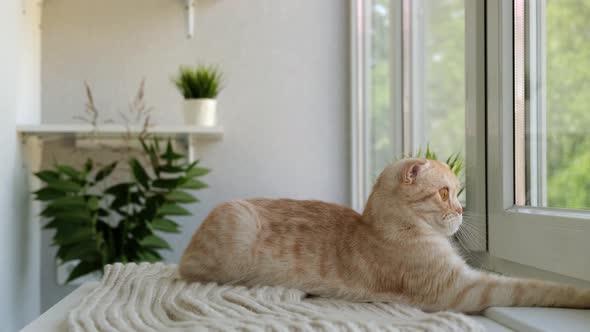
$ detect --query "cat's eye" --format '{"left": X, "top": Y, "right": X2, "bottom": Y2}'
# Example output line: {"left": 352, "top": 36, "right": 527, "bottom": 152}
{"left": 439, "top": 187, "right": 449, "bottom": 201}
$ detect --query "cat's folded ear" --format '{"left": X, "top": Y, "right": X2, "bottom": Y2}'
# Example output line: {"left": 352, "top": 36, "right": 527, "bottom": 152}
{"left": 400, "top": 159, "right": 428, "bottom": 184}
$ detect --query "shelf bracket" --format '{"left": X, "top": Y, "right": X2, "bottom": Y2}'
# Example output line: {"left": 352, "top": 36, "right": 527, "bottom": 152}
{"left": 185, "top": 0, "right": 195, "bottom": 39}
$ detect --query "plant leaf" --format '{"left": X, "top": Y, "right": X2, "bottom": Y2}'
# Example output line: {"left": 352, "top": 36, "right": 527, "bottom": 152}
{"left": 152, "top": 178, "right": 181, "bottom": 189}
{"left": 41, "top": 204, "right": 90, "bottom": 218}
{"left": 172, "top": 65, "right": 223, "bottom": 99}
{"left": 445, "top": 153, "right": 454, "bottom": 165}
{"left": 137, "top": 249, "right": 162, "bottom": 262}
{"left": 51, "top": 210, "right": 93, "bottom": 223}
{"left": 47, "top": 179, "right": 82, "bottom": 192}
{"left": 48, "top": 196, "right": 87, "bottom": 209}
{"left": 179, "top": 179, "right": 208, "bottom": 190}
{"left": 34, "top": 187, "right": 67, "bottom": 201}
{"left": 141, "top": 138, "right": 160, "bottom": 173}
{"left": 44, "top": 219, "right": 90, "bottom": 233}
{"left": 87, "top": 196, "right": 100, "bottom": 211}
{"left": 186, "top": 167, "right": 210, "bottom": 178}
{"left": 185, "top": 160, "right": 199, "bottom": 170}
{"left": 53, "top": 228, "right": 94, "bottom": 246}
{"left": 157, "top": 164, "right": 184, "bottom": 174}
{"left": 43, "top": 218, "right": 87, "bottom": 230}
{"left": 66, "top": 261, "right": 100, "bottom": 283}
{"left": 150, "top": 218, "right": 180, "bottom": 233}
{"left": 130, "top": 159, "right": 150, "bottom": 189}
{"left": 105, "top": 182, "right": 133, "bottom": 196}
{"left": 97, "top": 208, "right": 109, "bottom": 217}
{"left": 57, "top": 165, "right": 82, "bottom": 179}
{"left": 58, "top": 241, "right": 99, "bottom": 262}
{"left": 95, "top": 162, "right": 117, "bottom": 183}
{"left": 165, "top": 191, "right": 198, "bottom": 203}
{"left": 140, "top": 235, "right": 171, "bottom": 250}
{"left": 129, "top": 222, "right": 153, "bottom": 239}
{"left": 157, "top": 203, "right": 191, "bottom": 216}
{"left": 43, "top": 218, "right": 62, "bottom": 229}
{"left": 83, "top": 159, "right": 93, "bottom": 174}
{"left": 448, "top": 153, "right": 461, "bottom": 168}
{"left": 35, "top": 170, "right": 60, "bottom": 183}
{"left": 160, "top": 140, "right": 183, "bottom": 161}
{"left": 110, "top": 191, "right": 143, "bottom": 210}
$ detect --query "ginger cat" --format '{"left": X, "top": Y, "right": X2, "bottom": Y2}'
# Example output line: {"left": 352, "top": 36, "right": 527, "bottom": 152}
{"left": 179, "top": 158, "right": 590, "bottom": 312}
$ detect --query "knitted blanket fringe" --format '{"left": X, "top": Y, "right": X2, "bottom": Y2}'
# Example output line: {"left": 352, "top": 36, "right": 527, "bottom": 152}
{"left": 68, "top": 263, "right": 484, "bottom": 332}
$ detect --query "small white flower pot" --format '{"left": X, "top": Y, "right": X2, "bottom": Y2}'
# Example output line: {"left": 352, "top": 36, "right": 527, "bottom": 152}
{"left": 184, "top": 99, "right": 217, "bottom": 126}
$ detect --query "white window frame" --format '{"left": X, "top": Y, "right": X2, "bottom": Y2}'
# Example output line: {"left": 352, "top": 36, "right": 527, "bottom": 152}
{"left": 464, "top": 0, "right": 487, "bottom": 252}
{"left": 350, "top": 0, "right": 369, "bottom": 212}
{"left": 487, "top": 0, "right": 590, "bottom": 281}
{"left": 524, "top": 0, "right": 548, "bottom": 207}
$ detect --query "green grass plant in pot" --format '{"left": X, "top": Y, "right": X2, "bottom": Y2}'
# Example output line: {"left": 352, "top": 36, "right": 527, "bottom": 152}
{"left": 172, "top": 65, "right": 223, "bottom": 127}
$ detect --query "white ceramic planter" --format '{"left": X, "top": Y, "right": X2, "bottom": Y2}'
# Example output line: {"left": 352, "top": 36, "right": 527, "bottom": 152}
{"left": 184, "top": 99, "right": 217, "bottom": 126}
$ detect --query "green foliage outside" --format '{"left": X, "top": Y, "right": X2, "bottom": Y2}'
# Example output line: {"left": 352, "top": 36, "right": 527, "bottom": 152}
{"left": 172, "top": 65, "right": 223, "bottom": 99}
{"left": 544, "top": 0, "right": 590, "bottom": 209}
{"left": 369, "top": 0, "right": 465, "bottom": 180}
{"left": 422, "top": 0, "right": 465, "bottom": 162}
{"left": 34, "top": 138, "right": 209, "bottom": 283}
{"left": 369, "top": 0, "right": 394, "bottom": 179}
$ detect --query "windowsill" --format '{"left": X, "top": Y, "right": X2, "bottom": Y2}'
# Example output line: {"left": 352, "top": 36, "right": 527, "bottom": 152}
{"left": 484, "top": 307, "right": 590, "bottom": 332}
{"left": 471, "top": 315, "right": 513, "bottom": 331}
{"left": 468, "top": 253, "right": 590, "bottom": 331}
{"left": 472, "top": 253, "right": 590, "bottom": 288}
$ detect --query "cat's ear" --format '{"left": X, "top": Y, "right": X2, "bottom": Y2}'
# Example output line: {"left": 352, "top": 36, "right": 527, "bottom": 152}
{"left": 401, "top": 159, "right": 428, "bottom": 184}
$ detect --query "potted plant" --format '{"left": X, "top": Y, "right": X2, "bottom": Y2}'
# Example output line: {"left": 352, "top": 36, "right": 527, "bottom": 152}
{"left": 172, "top": 65, "right": 223, "bottom": 126}
{"left": 35, "top": 137, "right": 210, "bottom": 283}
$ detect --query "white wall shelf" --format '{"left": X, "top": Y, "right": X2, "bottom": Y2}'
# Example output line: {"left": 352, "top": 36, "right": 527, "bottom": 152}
{"left": 17, "top": 122, "right": 223, "bottom": 183}
{"left": 17, "top": 123, "right": 223, "bottom": 161}
{"left": 17, "top": 123, "right": 223, "bottom": 139}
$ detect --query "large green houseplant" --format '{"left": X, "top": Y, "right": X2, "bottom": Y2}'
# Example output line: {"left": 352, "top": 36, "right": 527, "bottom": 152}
{"left": 35, "top": 137, "right": 209, "bottom": 283}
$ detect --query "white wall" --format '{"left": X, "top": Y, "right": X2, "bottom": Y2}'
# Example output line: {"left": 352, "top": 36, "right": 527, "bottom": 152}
{"left": 18, "top": 0, "right": 42, "bottom": 124}
{"left": 42, "top": 0, "right": 350, "bottom": 309}
{"left": 0, "top": 0, "right": 42, "bottom": 329}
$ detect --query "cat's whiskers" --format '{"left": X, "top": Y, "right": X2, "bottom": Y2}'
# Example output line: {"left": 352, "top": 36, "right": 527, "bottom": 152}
{"left": 453, "top": 214, "right": 486, "bottom": 263}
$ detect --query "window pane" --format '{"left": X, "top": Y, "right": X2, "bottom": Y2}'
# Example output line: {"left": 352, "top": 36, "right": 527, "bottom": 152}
{"left": 524, "top": 0, "right": 590, "bottom": 210}
{"left": 366, "top": 0, "right": 466, "bottom": 201}
{"left": 419, "top": 0, "right": 466, "bottom": 163}
{"left": 368, "top": 0, "right": 395, "bottom": 187}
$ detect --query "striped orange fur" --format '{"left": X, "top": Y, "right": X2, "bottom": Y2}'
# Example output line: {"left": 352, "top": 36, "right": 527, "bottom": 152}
{"left": 179, "top": 158, "right": 590, "bottom": 312}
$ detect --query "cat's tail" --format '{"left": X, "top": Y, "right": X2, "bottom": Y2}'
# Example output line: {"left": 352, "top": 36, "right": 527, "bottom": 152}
{"left": 178, "top": 200, "right": 260, "bottom": 284}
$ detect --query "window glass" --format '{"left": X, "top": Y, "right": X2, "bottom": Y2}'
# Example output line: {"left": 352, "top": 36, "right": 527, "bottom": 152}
{"left": 368, "top": 0, "right": 395, "bottom": 185}
{"left": 420, "top": 0, "right": 466, "bottom": 163}
{"left": 523, "top": 0, "right": 590, "bottom": 210}
{"left": 366, "top": 0, "right": 466, "bottom": 202}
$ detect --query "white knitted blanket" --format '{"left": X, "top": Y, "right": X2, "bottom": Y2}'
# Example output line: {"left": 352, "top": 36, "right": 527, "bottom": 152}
{"left": 68, "top": 263, "right": 483, "bottom": 332}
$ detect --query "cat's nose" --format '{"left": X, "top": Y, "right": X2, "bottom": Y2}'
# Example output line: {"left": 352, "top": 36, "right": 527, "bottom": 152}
{"left": 455, "top": 207, "right": 463, "bottom": 215}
